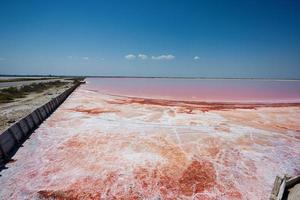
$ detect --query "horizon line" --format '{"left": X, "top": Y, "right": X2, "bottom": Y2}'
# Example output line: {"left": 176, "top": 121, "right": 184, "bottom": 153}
{"left": 1, "top": 74, "right": 300, "bottom": 81}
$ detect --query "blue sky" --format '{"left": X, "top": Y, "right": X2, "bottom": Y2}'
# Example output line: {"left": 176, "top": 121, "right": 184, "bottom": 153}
{"left": 0, "top": 0, "right": 300, "bottom": 78}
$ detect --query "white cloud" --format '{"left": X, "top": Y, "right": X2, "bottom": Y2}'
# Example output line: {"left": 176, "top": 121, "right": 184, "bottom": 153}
{"left": 151, "top": 54, "right": 175, "bottom": 60}
{"left": 194, "top": 56, "right": 200, "bottom": 60}
{"left": 125, "top": 54, "right": 175, "bottom": 60}
{"left": 125, "top": 54, "right": 136, "bottom": 60}
{"left": 82, "top": 57, "right": 89, "bottom": 60}
{"left": 0, "top": 57, "right": 6, "bottom": 61}
{"left": 138, "top": 54, "right": 148, "bottom": 60}
{"left": 95, "top": 57, "right": 104, "bottom": 61}
{"left": 67, "top": 56, "right": 73, "bottom": 59}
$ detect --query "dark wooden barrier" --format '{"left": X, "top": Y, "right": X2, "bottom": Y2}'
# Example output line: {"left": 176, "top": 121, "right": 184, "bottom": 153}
{"left": 0, "top": 82, "right": 81, "bottom": 167}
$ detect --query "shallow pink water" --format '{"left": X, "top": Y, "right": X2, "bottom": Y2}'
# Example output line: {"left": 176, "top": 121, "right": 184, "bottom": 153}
{"left": 0, "top": 78, "right": 299, "bottom": 199}
{"left": 86, "top": 78, "right": 300, "bottom": 103}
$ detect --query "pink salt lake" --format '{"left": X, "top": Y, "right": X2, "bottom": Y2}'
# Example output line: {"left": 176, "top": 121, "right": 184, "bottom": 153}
{"left": 0, "top": 78, "right": 300, "bottom": 199}
{"left": 86, "top": 78, "right": 300, "bottom": 103}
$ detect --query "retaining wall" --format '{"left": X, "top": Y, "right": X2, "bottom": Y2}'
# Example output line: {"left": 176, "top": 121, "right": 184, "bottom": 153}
{"left": 0, "top": 82, "right": 81, "bottom": 166}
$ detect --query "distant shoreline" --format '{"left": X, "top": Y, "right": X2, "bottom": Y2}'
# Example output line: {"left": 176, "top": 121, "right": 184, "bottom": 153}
{"left": 1, "top": 74, "right": 300, "bottom": 81}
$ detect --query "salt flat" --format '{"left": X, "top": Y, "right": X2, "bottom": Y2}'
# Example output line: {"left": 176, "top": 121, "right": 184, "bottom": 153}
{"left": 0, "top": 78, "right": 299, "bottom": 199}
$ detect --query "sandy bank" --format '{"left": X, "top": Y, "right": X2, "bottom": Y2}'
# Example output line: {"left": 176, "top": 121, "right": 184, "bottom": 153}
{"left": 0, "top": 81, "right": 74, "bottom": 132}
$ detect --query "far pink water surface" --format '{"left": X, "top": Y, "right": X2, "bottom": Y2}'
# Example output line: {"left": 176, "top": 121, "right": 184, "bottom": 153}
{"left": 85, "top": 78, "right": 300, "bottom": 103}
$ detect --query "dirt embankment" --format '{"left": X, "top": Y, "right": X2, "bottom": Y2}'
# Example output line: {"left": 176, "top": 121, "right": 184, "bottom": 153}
{"left": 0, "top": 81, "right": 74, "bottom": 133}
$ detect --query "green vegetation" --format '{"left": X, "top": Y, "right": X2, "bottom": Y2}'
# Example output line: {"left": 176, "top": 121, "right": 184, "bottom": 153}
{"left": 0, "top": 81, "right": 68, "bottom": 103}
